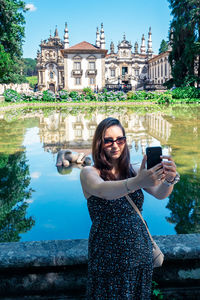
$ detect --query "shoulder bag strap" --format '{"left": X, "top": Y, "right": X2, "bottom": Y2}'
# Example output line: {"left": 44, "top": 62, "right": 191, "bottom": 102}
{"left": 125, "top": 194, "right": 154, "bottom": 244}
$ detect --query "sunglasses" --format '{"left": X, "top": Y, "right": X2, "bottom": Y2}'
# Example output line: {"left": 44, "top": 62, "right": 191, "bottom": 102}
{"left": 103, "top": 136, "right": 126, "bottom": 147}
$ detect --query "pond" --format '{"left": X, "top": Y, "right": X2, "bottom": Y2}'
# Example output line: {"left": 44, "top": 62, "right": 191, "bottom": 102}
{"left": 0, "top": 104, "right": 199, "bottom": 243}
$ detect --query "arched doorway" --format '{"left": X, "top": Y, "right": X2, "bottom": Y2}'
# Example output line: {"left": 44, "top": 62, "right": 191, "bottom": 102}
{"left": 49, "top": 83, "right": 55, "bottom": 93}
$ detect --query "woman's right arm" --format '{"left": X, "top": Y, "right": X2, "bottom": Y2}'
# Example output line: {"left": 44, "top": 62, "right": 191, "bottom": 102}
{"left": 80, "top": 166, "right": 134, "bottom": 200}
{"left": 80, "top": 165, "right": 162, "bottom": 200}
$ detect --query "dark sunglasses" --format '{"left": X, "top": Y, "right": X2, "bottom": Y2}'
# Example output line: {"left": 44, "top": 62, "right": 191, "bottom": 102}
{"left": 103, "top": 136, "right": 126, "bottom": 147}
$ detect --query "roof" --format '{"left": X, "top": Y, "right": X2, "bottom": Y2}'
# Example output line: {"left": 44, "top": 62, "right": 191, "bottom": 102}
{"left": 68, "top": 41, "right": 99, "bottom": 50}
{"left": 148, "top": 51, "right": 170, "bottom": 63}
{"left": 61, "top": 41, "right": 108, "bottom": 55}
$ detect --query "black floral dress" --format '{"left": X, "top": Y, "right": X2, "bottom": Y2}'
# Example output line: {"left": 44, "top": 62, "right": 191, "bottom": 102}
{"left": 87, "top": 189, "right": 153, "bottom": 300}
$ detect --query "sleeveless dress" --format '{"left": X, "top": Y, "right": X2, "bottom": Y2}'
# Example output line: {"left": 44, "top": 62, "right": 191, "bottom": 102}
{"left": 87, "top": 189, "right": 153, "bottom": 300}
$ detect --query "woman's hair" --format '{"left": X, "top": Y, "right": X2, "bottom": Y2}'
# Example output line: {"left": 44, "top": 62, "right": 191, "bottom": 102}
{"left": 92, "top": 117, "right": 135, "bottom": 181}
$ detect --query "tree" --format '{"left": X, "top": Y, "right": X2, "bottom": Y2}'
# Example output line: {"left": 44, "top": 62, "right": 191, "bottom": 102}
{"left": 0, "top": 0, "right": 27, "bottom": 83}
{"left": 22, "top": 58, "right": 37, "bottom": 76}
{"left": 168, "top": 0, "right": 200, "bottom": 87}
{"left": 0, "top": 151, "right": 35, "bottom": 242}
{"left": 159, "top": 39, "right": 168, "bottom": 54}
{"left": 0, "top": 45, "right": 13, "bottom": 83}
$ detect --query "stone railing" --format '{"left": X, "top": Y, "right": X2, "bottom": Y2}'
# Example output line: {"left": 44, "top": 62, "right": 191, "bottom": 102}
{"left": 0, "top": 234, "right": 199, "bottom": 299}
{"left": 0, "top": 83, "right": 31, "bottom": 95}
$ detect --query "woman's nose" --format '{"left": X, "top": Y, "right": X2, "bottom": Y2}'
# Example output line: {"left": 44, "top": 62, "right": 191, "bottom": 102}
{"left": 111, "top": 141, "right": 118, "bottom": 147}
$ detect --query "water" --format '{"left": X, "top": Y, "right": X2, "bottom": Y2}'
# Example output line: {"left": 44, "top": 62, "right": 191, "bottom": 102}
{"left": 0, "top": 104, "right": 199, "bottom": 242}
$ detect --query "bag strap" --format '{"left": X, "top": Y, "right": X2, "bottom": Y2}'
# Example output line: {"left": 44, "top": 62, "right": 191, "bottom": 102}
{"left": 125, "top": 194, "right": 154, "bottom": 244}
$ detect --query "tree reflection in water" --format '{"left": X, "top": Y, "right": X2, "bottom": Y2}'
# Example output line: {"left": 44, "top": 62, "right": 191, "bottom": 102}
{"left": 0, "top": 152, "right": 35, "bottom": 242}
{"left": 166, "top": 171, "right": 200, "bottom": 234}
{"left": 165, "top": 117, "right": 200, "bottom": 234}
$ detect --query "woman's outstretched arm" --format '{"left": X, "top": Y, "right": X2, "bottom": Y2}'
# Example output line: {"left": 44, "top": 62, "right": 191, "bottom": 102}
{"left": 80, "top": 166, "right": 138, "bottom": 200}
{"left": 80, "top": 162, "right": 165, "bottom": 200}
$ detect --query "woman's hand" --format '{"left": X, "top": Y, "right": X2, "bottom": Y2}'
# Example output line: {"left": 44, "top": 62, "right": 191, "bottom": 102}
{"left": 135, "top": 155, "right": 164, "bottom": 188}
{"left": 161, "top": 155, "right": 177, "bottom": 182}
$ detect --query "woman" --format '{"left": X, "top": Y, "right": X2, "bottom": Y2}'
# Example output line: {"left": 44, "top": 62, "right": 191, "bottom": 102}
{"left": 80, "top": 117, "right": 178, "bottom": 299}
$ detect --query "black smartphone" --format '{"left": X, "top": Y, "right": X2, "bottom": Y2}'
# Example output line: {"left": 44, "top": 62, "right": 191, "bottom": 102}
{"left": 146, "top": 146, "right": 162, "bottom": 169}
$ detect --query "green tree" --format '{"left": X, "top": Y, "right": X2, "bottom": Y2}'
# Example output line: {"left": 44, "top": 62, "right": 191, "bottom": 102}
{"left": 159, "top": 39, "right": 168, "bottom": 54}
{"left": 168, "top": 0, "right": 200, "bottom": 87}
{"left": 189, "top": 0, "right": 200, "bottom": 83}
{"left": 0, "top": 0, "right": 27, "bottom": 83}
{"left": 0, "top": 44, "right": 13, "bottom": 83}
{"left": 0, "top": 151, "right": 35, "bottom": 242}
{"left": 22, "top": 58, "right": 37, "bottom": 76}
{"left": 0, "top": 0, "right": 26, "bottom": 58}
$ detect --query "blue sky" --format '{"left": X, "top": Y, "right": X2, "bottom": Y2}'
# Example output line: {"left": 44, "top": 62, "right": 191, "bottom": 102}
{"left": 23, "top": 0, "right": 172, "bottom": 59}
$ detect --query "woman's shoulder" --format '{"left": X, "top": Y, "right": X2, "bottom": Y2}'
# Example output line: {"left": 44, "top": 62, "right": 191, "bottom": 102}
{"left": 80, "top": 165, "right": 100, "bottom": 177}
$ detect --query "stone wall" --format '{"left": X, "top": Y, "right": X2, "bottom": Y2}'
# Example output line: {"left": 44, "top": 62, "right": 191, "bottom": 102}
{"left": 0, "top": 234, "right": 199, "bottom": 299}
{"left": 0, "top": 83, "right": 31, "bottom": 95}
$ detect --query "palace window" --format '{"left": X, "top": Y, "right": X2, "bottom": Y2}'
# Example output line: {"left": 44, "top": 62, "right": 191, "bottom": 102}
{"left": 135, "top": 69, "right": 139, "bottom": 76}
{"left": 50, "top": 72, "right": 54, "bottom": 79}
{"left": 122, "top": 67, "right": 128, "bottom": 75}
{"left": 161, "top": 64, "right": 163, "bottom": 77}
{"left": 111, "top": 69, "right": 115, "bottom": 77}
{"left": 89, "top": 77, "right": 95, "bottom": 85}
{"left": 89, "top": 62, "right": 95, "bottom": 70}
{"left": 75, "top": 129, "right": 82, "bottom": 137}
{"left": 75, "top": 77, "right": 81, "bottom": 85}
{"left": 74, "top": 62, "right": 81, "bottom": 70}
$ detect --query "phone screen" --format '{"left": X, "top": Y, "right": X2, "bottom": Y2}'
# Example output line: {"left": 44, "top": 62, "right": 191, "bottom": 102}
{"left": 146, "top": 146, "right": 162, "bottom": 169}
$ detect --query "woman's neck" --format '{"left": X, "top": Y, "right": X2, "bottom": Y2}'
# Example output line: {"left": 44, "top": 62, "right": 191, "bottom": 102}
{"left": 111, "top": 164, "right": 120, "bottom": 177}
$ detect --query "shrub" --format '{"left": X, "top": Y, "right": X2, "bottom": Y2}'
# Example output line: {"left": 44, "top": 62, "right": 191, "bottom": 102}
{"left": 3, "top": 89, "right": 21, "bottom": 102}
{"left": 157, "top": 92, "right": 174, "bottom": 104}
{"left": 69, "top": 91, "right": 79, "bottom": 100}
{"left": 127, "top": 91, "right": 134, "bottom": 99}
{"left": 127, "top": 91, "right": 150, "bottom": 100}
{"left": 42, "top": 90, "right": 55, "bottom": 101}
{"left": 58, "top": 90, "right": 69, "bottom": 100}
{"left": 20, "top": 93, "right": 33, "bottom": 102}
{"left": 83, "top": 87, "right": 93, "bottom": 94}
{"left": 97, "top": 91, "right": 126, "bottom": 102}
{"left": 172, "top": 87, "right": 200, "bottom": 99}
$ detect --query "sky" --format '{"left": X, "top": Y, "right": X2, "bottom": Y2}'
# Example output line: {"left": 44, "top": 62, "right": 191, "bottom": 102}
{"left": 23, "top": 0, "right": 172, "bottom": 59}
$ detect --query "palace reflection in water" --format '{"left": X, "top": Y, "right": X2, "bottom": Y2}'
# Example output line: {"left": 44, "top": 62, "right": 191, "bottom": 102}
{"left": 38, "top": 111, "right": 172, "bottom": 155}
{"left": 0, "top": 105, "right": 199, "bottom": 240}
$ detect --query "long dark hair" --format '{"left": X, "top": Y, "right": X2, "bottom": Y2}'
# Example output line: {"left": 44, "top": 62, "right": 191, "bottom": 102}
{"left": 92, "top": 117, "right": 135, "bottom": 181}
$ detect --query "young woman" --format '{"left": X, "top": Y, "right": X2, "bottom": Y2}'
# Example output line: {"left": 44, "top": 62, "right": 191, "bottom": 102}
{"left": 80, "top": 117, "right": 178, "bottom": 299}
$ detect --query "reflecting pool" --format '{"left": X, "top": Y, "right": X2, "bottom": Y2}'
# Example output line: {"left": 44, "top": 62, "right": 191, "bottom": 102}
{"left": 0, "top": 104, "right": 199, "bottom": 242}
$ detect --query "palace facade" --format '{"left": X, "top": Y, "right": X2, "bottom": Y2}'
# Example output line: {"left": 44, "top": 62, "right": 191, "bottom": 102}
{"left": 36, "top": 23, "right": 171, "bottom": 92}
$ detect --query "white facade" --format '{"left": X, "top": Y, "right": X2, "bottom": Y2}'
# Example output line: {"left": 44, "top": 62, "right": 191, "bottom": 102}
{"left": 37, "top": 24, "right": 170, "bottom": 92}
{"left": 62, "top": 51, "right": 105, "bottom": 91}
{"left": 148, "top": 51, "right": 171, "bottom": 84}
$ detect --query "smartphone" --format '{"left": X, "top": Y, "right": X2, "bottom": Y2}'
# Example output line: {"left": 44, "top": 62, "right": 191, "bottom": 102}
{"left": 146, "top": 146, "right": 162, "bottom": 169}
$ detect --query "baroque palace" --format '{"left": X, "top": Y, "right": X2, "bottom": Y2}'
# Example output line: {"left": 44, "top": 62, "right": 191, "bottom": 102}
{"left": 36, "top": 23, "right": 171, "bottom": 92}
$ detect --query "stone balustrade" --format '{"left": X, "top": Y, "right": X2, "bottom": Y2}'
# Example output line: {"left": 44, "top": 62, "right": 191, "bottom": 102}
{"left": 0, "top": 234, "right": 199, "bottom": 299}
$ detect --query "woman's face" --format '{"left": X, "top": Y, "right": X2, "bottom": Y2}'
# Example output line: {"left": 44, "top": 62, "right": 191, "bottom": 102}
{"left": 103, "top": 125, "right": 126, "bottom": 162}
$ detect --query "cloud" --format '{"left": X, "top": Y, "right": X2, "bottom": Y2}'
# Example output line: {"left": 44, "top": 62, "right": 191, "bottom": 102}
{"left": 25, "top": 199, "right": 34, "bottom": 204}
{"left": 31, "top": 172, "right": 41, "bottom": 179}
{"left": 25, "top": 3, "right": 37, "bottom": 12}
